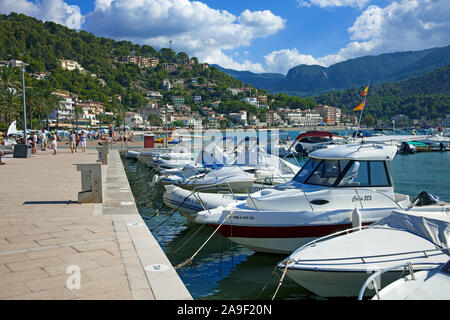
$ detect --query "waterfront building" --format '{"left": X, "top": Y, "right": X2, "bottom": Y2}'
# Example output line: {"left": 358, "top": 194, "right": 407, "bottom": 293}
{"left": 284, "top": 109, "right": 323, "bottom": 126}
{"left": 266, "top": 110, "right": 282, "bottom": 127}
{"left": 316, "top": 104, "right": 341, "bottom": 125}
{"left": 49, "top": 91, "right": 74, "bottom": 123}
{"left": 125, "top": 112, "right": 144, "bottom": 128}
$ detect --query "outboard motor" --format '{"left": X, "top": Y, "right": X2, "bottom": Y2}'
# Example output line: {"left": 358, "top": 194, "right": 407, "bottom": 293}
{"left": 399, "top": 142, "right": 416, "bottom": 154}
{"left": 414, "top": 191, "right": 444, "bottom": 206}
{"left": 295, "top": 143, "right": 308, "bottom": 157}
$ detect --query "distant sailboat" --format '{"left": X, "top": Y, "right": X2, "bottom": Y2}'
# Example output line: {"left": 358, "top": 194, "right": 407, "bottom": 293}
{"left": 6, "top": 120, "right": 18, "bottom": 136}
{"left": 3, "top": 120, "right": 19, "bottom": 145}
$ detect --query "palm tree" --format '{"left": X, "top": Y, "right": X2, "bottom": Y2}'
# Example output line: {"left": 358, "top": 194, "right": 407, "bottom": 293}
{"left": 40, "top": 89, "right": 61, "bottom": 130}
{"left": 1, "top": 89, "right": 21, "bottom": 124}
{"left": 0, "top": 66, "right": 21, "bottom": 123}
{"left": 72, "top": 105, "right": 83, "bottom": 130}
{"left": 33, "top": 95, "right": 46, "bottom": 129}
{"left": 25, "top": 88, "right": 40, "bottom": 130}
{"left": 0, "top": 66, "right": 20, "bottom": 93}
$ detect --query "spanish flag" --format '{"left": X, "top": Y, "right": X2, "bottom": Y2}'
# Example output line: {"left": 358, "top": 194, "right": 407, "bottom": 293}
{"left": 353, "top": 101, "right": 365, "bottom": 111}
{"left": 361, "top": 86, "right": 369, "bottom": 97}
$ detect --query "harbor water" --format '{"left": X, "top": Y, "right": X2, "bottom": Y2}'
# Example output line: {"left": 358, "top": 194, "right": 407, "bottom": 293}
{"left": 121, "top": 150, "right": 450, "bottom": 300}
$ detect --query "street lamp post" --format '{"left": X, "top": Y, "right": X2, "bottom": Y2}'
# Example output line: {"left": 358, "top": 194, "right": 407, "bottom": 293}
{"left": 21, "top": 64, "right": 27, "bottom": 145}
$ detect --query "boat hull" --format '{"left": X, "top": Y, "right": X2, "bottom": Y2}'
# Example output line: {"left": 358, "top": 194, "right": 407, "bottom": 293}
{"left": 285, "top": 268, "right": 403, "bottom": 297}
{"left": 206, "top": 222, "right": 371, "bottom": 254}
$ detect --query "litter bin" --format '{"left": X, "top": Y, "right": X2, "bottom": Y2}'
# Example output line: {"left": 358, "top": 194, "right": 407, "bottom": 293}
{"left": 144, "top": 135, "right": 154, "bottom": 148}
{"left": 13, "top": 144, "right": 31, "bottom": 158}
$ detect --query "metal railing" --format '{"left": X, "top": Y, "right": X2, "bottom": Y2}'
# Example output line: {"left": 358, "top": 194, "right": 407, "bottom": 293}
{"left": 357, "top": 261, "right": 443, "bottom": 300}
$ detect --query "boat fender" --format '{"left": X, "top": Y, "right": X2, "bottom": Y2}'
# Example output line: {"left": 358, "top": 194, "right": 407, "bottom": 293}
{"left": 151, "top": 175, "right": 159, "bottom": 187}
{"left": 352, "top": 207, "right": 362, "bottom": 230}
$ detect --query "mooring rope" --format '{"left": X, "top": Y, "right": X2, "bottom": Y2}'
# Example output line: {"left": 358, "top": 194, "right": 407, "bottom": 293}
{"left": 171, "top": 223, "right": 207, "bottom": 255}
{"left": 271, "top": 259, "right": 292, "bottom": 300}
{"left": 255, "top": 262, "right": 282, "bottom": 300}
{"left": 175, "top": 210, "right": 234, "bottom": 269}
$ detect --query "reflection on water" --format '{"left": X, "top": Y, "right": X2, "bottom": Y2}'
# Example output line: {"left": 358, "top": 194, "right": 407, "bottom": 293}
{"left": 121, "top": 150, "right": 449, "bottom": 300}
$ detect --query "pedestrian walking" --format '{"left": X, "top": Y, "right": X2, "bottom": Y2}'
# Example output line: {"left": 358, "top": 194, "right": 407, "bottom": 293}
{"left": 31, "top": 131, "right": 37, "bottom": 154}
{"left": 75, "top": 133, "right": 80, "bottom": 152}
{"left": 69, "top": 130, "right": 76, "bottom": 153}
{"left": 80, "top": 130, "right": 87, "bottom": 152}
{"left": 40, "top": 129, "right": 47, "bottom": 151}
{"left": 50, "top": 131, "right": 57, "bottom": 155}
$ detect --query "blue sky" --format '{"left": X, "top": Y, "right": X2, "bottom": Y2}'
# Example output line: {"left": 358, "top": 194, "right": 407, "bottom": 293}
{"left": 1, "top": 0, "right": 449, "bottom": 74}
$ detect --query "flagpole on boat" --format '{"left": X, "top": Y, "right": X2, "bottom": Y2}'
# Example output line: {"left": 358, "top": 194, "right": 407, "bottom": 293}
{"left": 357, "top": 81, "right": 370, "bottom": 128}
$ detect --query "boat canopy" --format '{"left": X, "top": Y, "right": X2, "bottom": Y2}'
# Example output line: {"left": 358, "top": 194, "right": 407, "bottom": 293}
{"left": 295, "top": 131, "right": 333, "bottom": 140}
{"left": 309, "top": 143, "right": 397, "bottom": 161}
{"left": 233, "top": 144, "right": 300, "bottom": 174}
{"left": 372, "top": 210, "right": 450, "bottom": 249}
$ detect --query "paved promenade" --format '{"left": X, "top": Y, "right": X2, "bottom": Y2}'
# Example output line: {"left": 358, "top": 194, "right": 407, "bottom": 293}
{"left": 0, "top": 146, "right": 191, "bottom": 300}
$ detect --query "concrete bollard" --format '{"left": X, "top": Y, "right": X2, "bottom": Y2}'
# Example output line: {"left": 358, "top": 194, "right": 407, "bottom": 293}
{"left": 96, "top": 145, "right": 108, "bottom": 165}
{"left": 75, "top": 163, "right": 103, "bottom": 203}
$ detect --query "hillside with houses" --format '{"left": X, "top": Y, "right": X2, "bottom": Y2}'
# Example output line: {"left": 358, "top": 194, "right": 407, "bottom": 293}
{"left": 0, "top": 13, "right": 348, "bottom": 132}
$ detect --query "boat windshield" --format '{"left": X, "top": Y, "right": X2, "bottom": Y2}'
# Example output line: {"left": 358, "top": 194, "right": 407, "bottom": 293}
{"left": 293, "top": 158, "right": 349, "bottom": 186}
{"left": 293, "top": 158, "right": 391, "bottom": 187}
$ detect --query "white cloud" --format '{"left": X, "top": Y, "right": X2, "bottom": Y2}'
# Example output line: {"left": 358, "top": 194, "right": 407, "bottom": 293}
{"left": 264, "top": 49, "right": 321, "bottom": 74}
{"left": 297, "top": 0, "right": 370, "bottom": 9}
{"left": 203, "top": 49, "right": 266, "bottom": 73}
{"left": 0, "top": 0, "right": 84, "bottom": 29}
{"left": 266, "top": 0, "right": 450, "bottom": 73}
{"left": 83, "top": 0, "right": 285, "bottom": 71}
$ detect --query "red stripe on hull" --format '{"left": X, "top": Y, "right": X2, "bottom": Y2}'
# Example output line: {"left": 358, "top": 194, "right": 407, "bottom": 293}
{"left": 208, "top": 223, "right": 372, "bottom": 239}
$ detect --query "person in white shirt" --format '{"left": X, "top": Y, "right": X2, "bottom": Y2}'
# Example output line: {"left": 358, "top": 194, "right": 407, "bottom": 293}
{"left": 69, "top": 130, "right": 76, "bottom": 153}
{"left": 40, "top": 129, "right": 47, "bottom": 151}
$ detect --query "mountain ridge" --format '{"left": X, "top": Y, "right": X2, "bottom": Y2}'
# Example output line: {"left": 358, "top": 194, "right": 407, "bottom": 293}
{"left": 216, "top": 45, "right": 450, "bottom": 96}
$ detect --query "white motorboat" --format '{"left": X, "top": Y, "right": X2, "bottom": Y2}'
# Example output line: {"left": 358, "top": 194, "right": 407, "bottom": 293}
{"left": 172, "top": 145, "right": 300, "bottom": 193}
{"left": 194, "top": 143, "right": 446, "bottom": 254}
{"left": 126, "top": 150, "right": 140, "bottom": 159}
{"left": 157, "top": 140, "right": 237, "bottom": 184}
{"left": 139, "top": 141, "right": 194, "bottom": 166}
{"left": 359, "top": 259, "right": 450, "bottom": 300}
{"left": 162, "top": 185, "right": 248, "bottom": 222}
{"left": 280, "top": 210, "right": 450, "bottom": 298}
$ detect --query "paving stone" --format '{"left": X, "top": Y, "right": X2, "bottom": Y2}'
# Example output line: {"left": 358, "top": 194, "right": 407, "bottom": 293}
{"left": 131, "top": 289, "right": 155, "bottom": 300}
{"left": 24, "top": 273, "right": 90, "bottom": 293}
{"left": 83, "top": 264, "right": 126, "bottom": 281}
{"left": 8, "top": 286, "right": 75, "bottom": 300}
{"left": 0, "top": 268, "right": 50, "bottom": 286}
{"left": 43, "top": 260, "right": 103, "bottom": 277}
{"left": 0, "top": 282, "right": 32, "bottom": 299}
{"left": 0, "top": 252, "right": 29, "bottom": 264}
{"left": 25, "top": 246, "right": 78, "bottom": 260}
{"left": 7, "top": 256, "right": 64, "bottom": 272}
